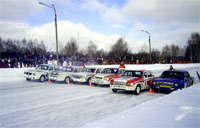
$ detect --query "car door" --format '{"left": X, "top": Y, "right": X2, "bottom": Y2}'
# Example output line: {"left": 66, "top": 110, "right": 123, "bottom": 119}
{"left": 184, "top": 72, "right": 191, "bottom": 87}
{"left": 144, "top": 71, "right": 154, "bottom": 89}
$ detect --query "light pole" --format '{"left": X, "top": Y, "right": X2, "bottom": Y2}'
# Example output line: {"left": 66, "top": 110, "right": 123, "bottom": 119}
{"left": 141, "top": 30, "right": 152, "bottom": 63}
{"left": 39, "top": 2, "right": 59, "bottom": 65}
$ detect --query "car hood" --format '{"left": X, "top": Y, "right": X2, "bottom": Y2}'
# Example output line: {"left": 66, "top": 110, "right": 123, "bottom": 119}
{"left": 73, "top": 72, "right": 93, "bottom": 76}
{"left": 95, "top": 73, "right": 115, "bottom": 78}
{"left": 114, "top": 76, "right": 134, "bottom": 82}
{"left": 25, "top": 69, "right": 48, "bottom": 73}
{"left": 153, "top": 77, "right": 181, "bottom": 82}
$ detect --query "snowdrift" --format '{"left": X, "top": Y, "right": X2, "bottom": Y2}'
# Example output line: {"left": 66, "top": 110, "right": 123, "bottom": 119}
{"left": 83, "top": 83, "right": 200, "bottom": 128}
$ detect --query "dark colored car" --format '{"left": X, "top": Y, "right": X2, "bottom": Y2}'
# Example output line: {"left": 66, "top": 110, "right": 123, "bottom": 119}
{"left": 152, "top": 70, "right": 194, "bottom": 92}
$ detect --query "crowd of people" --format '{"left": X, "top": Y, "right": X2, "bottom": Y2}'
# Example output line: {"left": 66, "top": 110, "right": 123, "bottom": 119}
{"left": 0, "top": 52, "right": 97, "bottom": 68}
{"left": 0, "top": 52, "right": 49, "bottom": 68}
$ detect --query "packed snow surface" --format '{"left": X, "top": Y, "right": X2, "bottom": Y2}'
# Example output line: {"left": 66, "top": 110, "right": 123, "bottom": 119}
{"left": 83, "top": 83, "right": 200, "bottom": 128}
{"left": 0, "top": 64, "right": 199, "bottom": 128}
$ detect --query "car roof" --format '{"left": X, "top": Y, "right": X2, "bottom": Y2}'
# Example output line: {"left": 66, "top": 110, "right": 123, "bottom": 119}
{"left": 63, "top": 66, "right": 73, "bottom": 68}
{"left": 163, "top": 70, "right": 188, "bottom": 73}
{"left": 125, "top": 70, "right": 146, "bottom": 72}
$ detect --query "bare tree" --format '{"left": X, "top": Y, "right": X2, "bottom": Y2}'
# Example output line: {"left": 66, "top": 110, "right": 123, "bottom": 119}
{"left": 185, "top": 33, "right": 200, "bottom": 62}
{"left": 108, "top": 37, "right": 130, "bottom": 61}
{"left": 161, "top": 45, "right": 171, "bottom": 62}
{"left": 62, "top": 38, "right": 78, "bottom": 59}
{"left": 87, "top": 40, "right": 97, "bottom": 59}
{"left": 170, "top": 44, "right": 180, "bottom": 61}
{"left": 151, "top": 48, "right": 161, "bottom": 63}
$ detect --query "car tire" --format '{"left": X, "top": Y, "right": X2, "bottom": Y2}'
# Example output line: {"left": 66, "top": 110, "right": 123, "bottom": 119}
{"left": 190, "top": 79, "right": 193, "bottom": 85}
{"left": 112, "top": 89, "right": 117, "bottom": 93}
{"left": 153, "top": 88, "right": 158, "bottom": 93}
{"left": 86, "top": 78, "right": 91, "bottom": 85}
{"left": 26, "top": 78, "right": 31, "bottom": 81}
{"left": 51, "top": 80, "right": 55, "bottom": 82}
{"left": 39, "top": 75, "right": 45, "bottom": 82}
{"left": 64, "top": 77, "right": 70, "bottom": 84}
{"left": 135, "top": 85, "right": 141, "bottom": 95}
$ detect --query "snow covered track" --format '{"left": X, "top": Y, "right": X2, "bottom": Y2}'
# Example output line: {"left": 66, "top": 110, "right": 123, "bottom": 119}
{"left": 0, "top": 80, "right": 164, "bottom": 128}
{"left": 0, "top": 64, "right": 199, "bottom": 128}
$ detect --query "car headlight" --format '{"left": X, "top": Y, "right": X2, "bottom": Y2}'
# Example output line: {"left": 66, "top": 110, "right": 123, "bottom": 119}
{"left": 104, "top": 77, "right": 109, "bottom": 81}
{"left": 59, "top": 74, "right": 64, "bottom": 78}
{"left": 174, "top": 83, "right": 178, "bottom": 87}
{"left": 153, "top": 82, "right": 156, "bottom": 85}
{"left": 126, "top": 83, "right": 133, "bottom": 86}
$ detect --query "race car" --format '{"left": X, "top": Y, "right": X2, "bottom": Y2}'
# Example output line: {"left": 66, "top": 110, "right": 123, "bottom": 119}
{"left": 152, "top": 70, "right": 194, "bottom": 92}
{"left": 50, "top": 66, "right": 83, "bottom": 83}
{"left": 71, "top": 67, "right": 103, "bottom": 84}
{"left": 110, "top": 70, "right": 154, "bottom": 95}
{"left": 91, "top": 67, "right": 125, "bottom": 86}
{"left": 24, "top": 64, "right": 60, "bottom": 82}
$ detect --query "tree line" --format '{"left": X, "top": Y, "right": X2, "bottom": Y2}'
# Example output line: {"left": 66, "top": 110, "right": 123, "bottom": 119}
{"left": 59, "top": 32, "right": 200, "bottom": 64}
{"left": 0, "top": 32, "right": 199, "bottom": 67}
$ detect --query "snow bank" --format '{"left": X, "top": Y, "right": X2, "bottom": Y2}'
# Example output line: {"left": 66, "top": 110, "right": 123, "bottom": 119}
{"left": 88, "top": 63, "right": 200, "bottom": 71}
{"left": 0, "top": 68, "right": 33, "bottom": 82}
{"left": 83, "top": 83, "right": 200, "bottom": 128}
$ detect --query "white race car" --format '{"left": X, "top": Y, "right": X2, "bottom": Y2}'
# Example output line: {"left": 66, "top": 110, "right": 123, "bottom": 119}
{"left": 71, "top": 67, "right": 103, "bottom": 84}
{"left": 50, "top": 66, "right": 83, "bottom": 83}
{"left": 110, "top": 70, "right": 154, "bottom": 95}
{"left": 91, "top": 68, "right": 125, "bottom": 86}
{"left": 24, "top": 64, "right": 60, "bottom": 82}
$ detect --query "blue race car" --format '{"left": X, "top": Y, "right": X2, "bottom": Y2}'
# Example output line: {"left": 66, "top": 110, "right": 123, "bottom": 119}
{"left": 152, "top": 70, "right": 194, "bottom": 92}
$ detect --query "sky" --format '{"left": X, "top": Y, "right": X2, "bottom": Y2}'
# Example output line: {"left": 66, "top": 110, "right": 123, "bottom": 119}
{"left": 0, "top": 0, "right": 200, "bottom": 53}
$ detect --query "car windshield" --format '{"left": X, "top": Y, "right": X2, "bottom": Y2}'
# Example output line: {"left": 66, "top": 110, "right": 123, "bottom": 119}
{"left": 73, "top": 68, "right": 82, "bottom": 73}
{"left": 36, "top": 65, "right": 49, "bottom": 70}
{"left": 160, "top": 71, "right": 184, "bottom": 79}
{"left": 102, "top": 68, "right": 118, "bottom": 74}
{"left": 62, "top": 67, "right": 73, "bottom": 72}
{"left": 82, "top": 68, "right": 96, "bottom": 73}
{"left": 123, "top": 71, "right": 142, "bottom": 78}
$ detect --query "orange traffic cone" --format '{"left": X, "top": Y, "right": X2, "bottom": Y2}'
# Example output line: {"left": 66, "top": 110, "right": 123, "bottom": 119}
{"left": 149, "top": 87, "right": 153, "bottom": 93}
{"left": 48, "top": 74, "right": 51, "bottom": 83}
{"left": 68, "top": 80, "right": 70, "bottom": 85}
{"left": 89, "top": 81, "right": 92, "bottom": 87}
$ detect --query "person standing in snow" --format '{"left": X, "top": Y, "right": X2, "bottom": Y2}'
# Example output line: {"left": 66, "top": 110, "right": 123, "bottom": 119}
{"left": 169, "top": 65, "right": 175, "bottom": 70}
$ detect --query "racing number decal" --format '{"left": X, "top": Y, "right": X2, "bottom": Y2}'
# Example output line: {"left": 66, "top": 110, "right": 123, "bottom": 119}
{"left": 147, "top": 80, "right": 151, "bottom": 85}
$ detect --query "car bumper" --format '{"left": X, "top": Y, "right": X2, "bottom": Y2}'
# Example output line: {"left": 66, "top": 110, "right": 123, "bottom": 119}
{"left": 50, "top": 76, "right": 65, "bottom": 82}
{"left": 91, "top": 79, "right": 110, "bottom": 85}
{"left": 110, "top": 85, "right": 136, "bottom": 91}
{"left": 72, "top": 78, "right": 87, "bottom": 83}
{"left": 24, "top": 74, "right": 40, "bottom": 80}
{"left": 153, "top": 84, "right": 178, "bottom": 91}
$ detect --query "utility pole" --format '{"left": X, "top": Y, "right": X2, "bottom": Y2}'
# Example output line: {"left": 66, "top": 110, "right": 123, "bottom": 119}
{"left": 141, "top": 30, "right": 152, "bottom": 63}
{"left": 39, "top": 2, "right": 59, "bottom": 65}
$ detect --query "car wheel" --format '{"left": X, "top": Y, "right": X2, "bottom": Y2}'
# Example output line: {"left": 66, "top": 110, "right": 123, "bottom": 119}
{"left": 87, "top": 78, "right": 91, "bottom": 85}
{"left": 65, "top": 77, "right": 70, "bottom": 83}
{"left": 153, "top": 88, "right": 158, "bottom": 93}
{"left": 26, "top": 78, "right": 31, "bottom": 81}
{"left": 39, "top": 75, "right": 45, "bottom": 82}
{"left": 112, "top": 89, "right": 117, "bottom": 93}
{"left": 190, "top": 79, "right": 193, "bottom": 86}
{"left": 135, "top": 85, "right": 141, "bottom": 95}
{"left": 51, "top": 80, "right": 55, "bottom": 82}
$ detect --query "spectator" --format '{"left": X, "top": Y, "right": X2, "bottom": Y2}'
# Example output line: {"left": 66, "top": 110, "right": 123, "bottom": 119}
{"left": 169, "top": 65, "right": 175, "bottom": 70}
